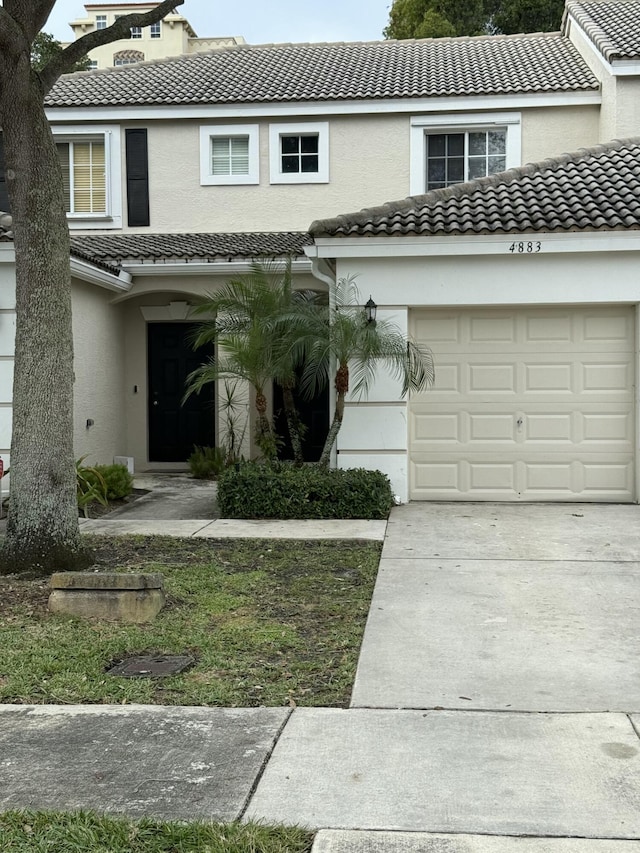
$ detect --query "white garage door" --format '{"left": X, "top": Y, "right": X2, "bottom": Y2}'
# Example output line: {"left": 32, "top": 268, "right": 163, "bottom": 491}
{"left": 409, "top": 307, "right": 635, "bottom": 502}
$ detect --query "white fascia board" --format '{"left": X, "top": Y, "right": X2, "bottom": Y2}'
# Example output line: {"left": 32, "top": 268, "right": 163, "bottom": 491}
{"left": 0, "top": 245, "right": 15, "bottom": 262}
{"left": 610, "top": 59, "right": 640, "bottom": 76}
{"left": 121, "top": 258, "right": 313, "bottom": 276}
{"left": 311, "top": 230, "right": 640, "bottom": 259}
{"left": 70, "top": 257, "right": 132, "bottom": 291}
{"left": 45, "top": 89, "right": 601, "bottom": 124}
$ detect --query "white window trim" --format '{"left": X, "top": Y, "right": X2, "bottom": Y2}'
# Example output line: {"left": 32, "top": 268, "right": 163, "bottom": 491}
{"left": 51, "top": 125, "right": 122, "bottom": 230}
{"left": 199, "top": 124, "right": 259, "bottom": 186}
{"left": 410, "top": 112, "right": 521, "bottom": 196}
{"left": 269, "top": 121, "right": 329, "bottom": 184}
{"left": 149, "top": 21, "right": 162, "bottom": 38}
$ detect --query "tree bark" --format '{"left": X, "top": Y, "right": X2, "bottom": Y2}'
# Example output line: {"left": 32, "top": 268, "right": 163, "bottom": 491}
{"left": 318, "top": 389, "right": 346, "bottom": 469}
{"left": 0, "top": 53, "right": 86, "bottom": 574}
{"left": 281, "top": 384, "right": 305, "bottom": 466}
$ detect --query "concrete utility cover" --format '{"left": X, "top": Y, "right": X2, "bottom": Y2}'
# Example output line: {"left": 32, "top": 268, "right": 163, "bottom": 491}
{"left": 107, "top": 654, "right": 195, "bottom": 677}
{"left": 0, "top": 705, "right": 289, "bottom": 821}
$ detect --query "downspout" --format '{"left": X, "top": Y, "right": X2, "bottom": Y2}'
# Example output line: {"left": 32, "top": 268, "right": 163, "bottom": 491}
{"left": 307, "top": 251, "right": 338, "bottom": 469}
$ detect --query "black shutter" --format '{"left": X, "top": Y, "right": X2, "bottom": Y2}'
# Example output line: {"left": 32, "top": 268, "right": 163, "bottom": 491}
{"left": 125, "top": 128, "right": 149, "bottom": 227}
{"left": 0, "top": 135, "right": 10, "bottom": 213}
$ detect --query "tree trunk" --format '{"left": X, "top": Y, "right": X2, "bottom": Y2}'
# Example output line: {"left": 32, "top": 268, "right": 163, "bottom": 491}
{"left": 280, "top": 384, "right": 305, "bottom": 466}
{"left": 0, "top": 58, "right": 87, "bottom": 574}
{"left": 318, "top": 390, "right": 346, "bottom": 468}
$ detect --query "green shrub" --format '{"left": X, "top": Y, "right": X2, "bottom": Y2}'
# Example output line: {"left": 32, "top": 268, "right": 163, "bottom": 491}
{"left": 217, "top": 463, "right": 394, "bottom": 519}
{"left": 76, "top": 457, "right": 109, "bottom": 518}
{"left": 187, "top": 446, "right": 226, "bottom": 479}
{"left": 85, "top": 463, "right": 134, "bottom": 501}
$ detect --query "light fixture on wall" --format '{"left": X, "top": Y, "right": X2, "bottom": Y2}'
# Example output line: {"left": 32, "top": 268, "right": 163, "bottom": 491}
{"left": 364, "top": 296, "right": 377, "bottom": 325}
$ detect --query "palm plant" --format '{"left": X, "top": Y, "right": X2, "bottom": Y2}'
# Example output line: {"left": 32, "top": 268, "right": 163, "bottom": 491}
{"left": 186, "top": 261, "right": 313, "bottom": 463}
{"left": 291, "top": 276, "right": 435, "bottom": 467}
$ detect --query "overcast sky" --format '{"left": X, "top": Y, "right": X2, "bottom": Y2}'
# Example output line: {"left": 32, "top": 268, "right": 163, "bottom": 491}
{"left": 44, "top": 1, "right": 393, "bottom": 44}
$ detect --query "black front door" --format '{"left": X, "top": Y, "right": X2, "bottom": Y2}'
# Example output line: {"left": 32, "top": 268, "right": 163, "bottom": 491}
{"left": 147, "top": 322, "right": 215, "bottom": 462}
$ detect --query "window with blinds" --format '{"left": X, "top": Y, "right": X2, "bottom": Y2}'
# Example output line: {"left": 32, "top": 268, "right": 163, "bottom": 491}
{"left": 56, "top": 140, "right": 106, "bottom": 214}
{"left": 211, "top": 136, "right": 250, "bottom": 176}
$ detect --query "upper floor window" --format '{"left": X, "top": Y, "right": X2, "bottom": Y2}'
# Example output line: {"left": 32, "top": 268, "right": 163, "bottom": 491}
{"left": 410, "top": 113, "right": 521, "bottom": 196}
{"left": 150, "top": 21, "right": 162, "bottom": 38}
{"left": 130, "top": 26, "right": 142, "bottom": 39}
{"left": 95, "top": 14, "right": 107, "bottom": 29}
{"left": 199, "top": 124, "right": 259, "bottom": 185}
{"left": 51, "top": 126, "right": 122, "bottom": 229}
{"left": 425, "top": 130, "right": 507, "bottom": 190}
{"left": 88, "top": 60, "right": 98, "bottom": 70}
{"left": 56, "top": 139, "right": 106, "bottom": 215}
{"left": 269, "top": 122, "right": 329, "bottom": 184}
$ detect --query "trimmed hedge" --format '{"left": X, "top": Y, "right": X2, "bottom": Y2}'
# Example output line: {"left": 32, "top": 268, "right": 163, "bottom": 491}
{"left": 217, "top": 463, "right": 394, "bottom": 519}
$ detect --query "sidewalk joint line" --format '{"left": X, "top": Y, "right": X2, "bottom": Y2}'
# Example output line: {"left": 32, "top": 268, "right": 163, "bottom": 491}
{"left": 237, "top": 707, "right": 294, "bottom": 822}
{"left": 628, "top": 713, "right": 640, "bottom": 742}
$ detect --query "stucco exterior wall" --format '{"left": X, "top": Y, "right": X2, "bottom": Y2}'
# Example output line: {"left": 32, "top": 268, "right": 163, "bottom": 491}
{"left": 72, "top": 278, "right": 126, "bottom": 464}
{"left": 107, "top": 105, "right": 604, "bottom": 235}
{"left": 520, "top": 105, "right": 599, "bottom": 164}
{"left": 123, "top": 115, "right": 408, "bottom": 234}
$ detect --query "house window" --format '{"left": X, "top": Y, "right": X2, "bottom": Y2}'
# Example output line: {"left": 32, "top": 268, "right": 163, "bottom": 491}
{"left": 199, "top": 124, "right": 259, "bottom": 185}
{"left": 150, "top": 21, "right": 161, "bottom": 38}
{"left": 425, "top": 130, "right": 507, "bottom": 190}
{"left": 56, "top": 140, "right": 106, "bottom": 214}
{"left": 88, "top": 60, "right": 98, "bottom": 70}
{"left": 95, "top": 14, "right": 107, "bottom": 29}
{"left": 113, "top": 49, "right": 145, "bottom": 65}
{"left": 51, "top": 126, "right": 122, "bottom": 228}
{"left": 130, "top": 26, "right": 142, "bottom": 39}
{"left": 269, "top": 122, "right": 329, "bottom": 184}
{"left": 410, "top": 113, "right": 521, "bottom": 196}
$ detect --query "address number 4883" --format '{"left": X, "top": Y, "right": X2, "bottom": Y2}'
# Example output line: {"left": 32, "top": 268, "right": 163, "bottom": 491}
{"left": 509, "top": 241, "right": 542, "bottom": 253}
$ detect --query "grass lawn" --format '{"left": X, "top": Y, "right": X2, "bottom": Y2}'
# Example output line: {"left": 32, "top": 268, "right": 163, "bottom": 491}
{"left": 0, "top": 811, "right": 313, "bottom": 852}
{"left": 0, "top": 535, "right": 380, "bottom": 707}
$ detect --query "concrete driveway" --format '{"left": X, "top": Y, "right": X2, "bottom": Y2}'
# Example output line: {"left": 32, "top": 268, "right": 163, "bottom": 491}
{"left": 351, "top": 502, "right": 640, "bottom": 712}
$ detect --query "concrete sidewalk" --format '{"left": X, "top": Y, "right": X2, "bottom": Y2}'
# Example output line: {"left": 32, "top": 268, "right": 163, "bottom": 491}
{"left": 2, "top": 502, "right": 640, "bottom": 851}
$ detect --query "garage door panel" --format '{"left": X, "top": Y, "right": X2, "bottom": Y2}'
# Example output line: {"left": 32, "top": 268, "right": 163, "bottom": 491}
{"left": 412, "top": 455, "right": 634, "bottom": 501}
{"left": 409, "top": 306, "right": 635, "bottom": 502}
{"left": 411, "top": 308, "right": 634, "bottom": 354}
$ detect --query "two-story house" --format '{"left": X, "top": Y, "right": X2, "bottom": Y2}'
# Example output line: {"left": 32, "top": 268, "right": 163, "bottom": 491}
{"left": 1, "top": 0, "right": 640, "bottom": 503}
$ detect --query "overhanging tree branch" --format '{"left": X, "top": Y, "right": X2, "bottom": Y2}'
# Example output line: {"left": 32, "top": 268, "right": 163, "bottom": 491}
{"left": 39, "top": 0, "right": 184, "bottom": 91}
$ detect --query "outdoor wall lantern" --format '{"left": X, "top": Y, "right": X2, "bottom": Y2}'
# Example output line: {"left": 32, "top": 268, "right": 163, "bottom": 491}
{"left": 364, "top": 296, "right": 377, "bottom": 324}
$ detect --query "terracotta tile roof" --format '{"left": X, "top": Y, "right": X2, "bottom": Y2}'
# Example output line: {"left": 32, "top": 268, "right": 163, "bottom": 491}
{"left": 309, "top": 138, "right": 640, "bottom": 238}
{"left": 47, "top": 34, "right": 597, "bottom": 108}
{"left": 565, "top": 0, "right": 640, "bottom": 61}
{"left": 69, "top": 232, "right": 313, "bottom": 263}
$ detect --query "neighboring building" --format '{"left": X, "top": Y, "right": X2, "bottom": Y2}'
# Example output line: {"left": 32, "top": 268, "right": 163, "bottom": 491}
{"left": 2, "top": 0, "right": 640, "bottom": 502}
{"left": 65, "top": 3, "right": 245, "bottom": 69}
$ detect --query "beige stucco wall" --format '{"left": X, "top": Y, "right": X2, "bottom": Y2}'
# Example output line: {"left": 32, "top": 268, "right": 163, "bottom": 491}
{"left": 110, "top": 106, "right": 604, "bottom": 234}
{"left": 125, "top": 114, "right": 410, "bottom": 234}
{"left": 72, "top": 278, "right": 127, "bottom": 464}
{"left": 520, "top": 105, "right": 600, "bottom": 164}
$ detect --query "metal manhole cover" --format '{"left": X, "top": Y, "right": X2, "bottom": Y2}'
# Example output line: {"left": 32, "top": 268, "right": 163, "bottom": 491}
{"left": 106, "top": 654, "right": 195, "bottom": 678}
